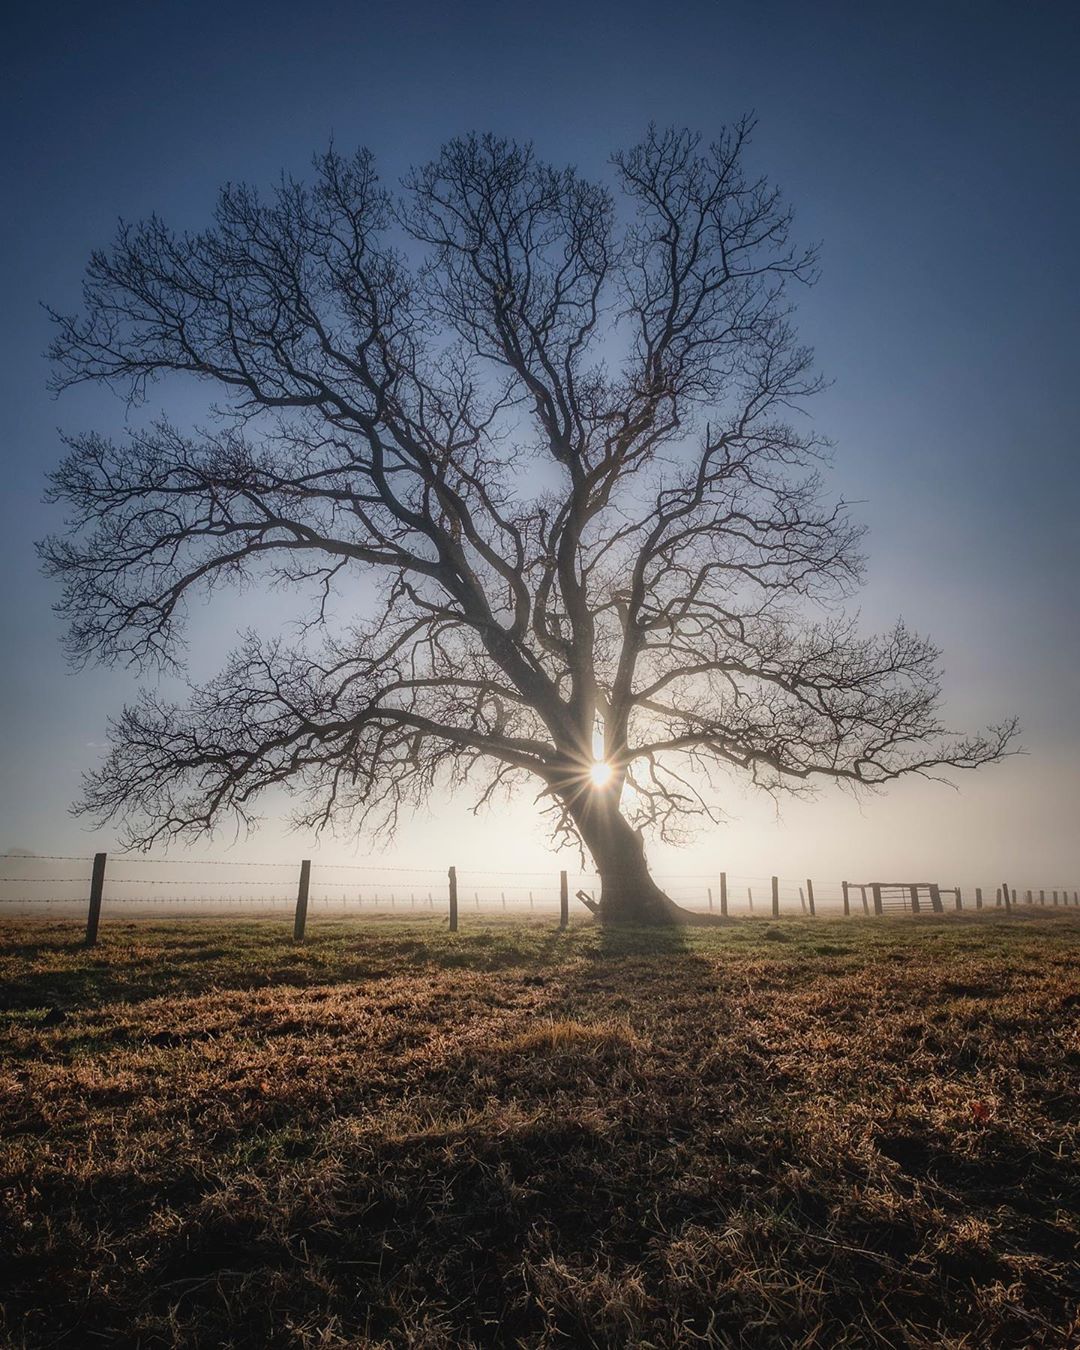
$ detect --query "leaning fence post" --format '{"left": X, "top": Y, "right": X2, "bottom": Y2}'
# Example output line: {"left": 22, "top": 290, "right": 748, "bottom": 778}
{"left": 84, "top": 851, "right": 107, "bottom": 947}
{"left": 871, "top": 883, "right": 883, "bottom": 916}
{"left": 719, "top": 871, "right": 728, "bottom": 917}
{"left": 909, "top": 883, "right": 921, "bottom": 915}
{"left": 293, "top": 859, "right": 311, "bottom": 942}
{"left": 707, "top": 886, "right": 714, "bottom": 913}
{"left": 975, "top": 886, "right": 983, "bottom": 910}
{"left": 955, "top": 887, "right": 963, "bottom": 912}
{"left": 860, "top": 885, "right": 870, "bottom": 914}
{"left": 929, "top": 884, "right": 943, "bottom": 914}
{"left": 771, "top": 875, "right": 780, "bottom": 918}
{"left": 841, "top": 880, "right": 850, "bottom": 916}
{"left": 448, "top": 866, "right": 459, "bottom": 932}
{"left": 806, "top": 878, "right": 816, "bottom": 917}
{"left": 1001, "top": 881, "right": 1012, "bottom": 913}
{"left": 559, "top": 870, "right": 568, "bottom": 929}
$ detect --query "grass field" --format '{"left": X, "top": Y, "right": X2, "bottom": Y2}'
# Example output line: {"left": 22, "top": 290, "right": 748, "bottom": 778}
{"left": 1, "top": 912, "right": 1078, "bottom": 1348}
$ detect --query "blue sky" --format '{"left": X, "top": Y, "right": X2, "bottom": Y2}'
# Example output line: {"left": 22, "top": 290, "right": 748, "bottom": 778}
{"left": 1, "top": 0, "right": 1077, "bottom": 886}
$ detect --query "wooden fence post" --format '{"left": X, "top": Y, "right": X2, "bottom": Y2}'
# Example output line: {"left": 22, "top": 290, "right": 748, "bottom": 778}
{"left": 841, "top": 880, "right": 850, "bottom": 916}
{"left": 85, "top": 851, "right": 107, "bottom": 947}
{"left": 955, "top": 887, "right": 963, "bottom": 912}
{"left": 559, "top": 870, "right": 568, "bottom": 929}
{"left": 909, "top": 883, "right": 921, "bottom": 915}
{"left": 720, "top": 871, "right": 728, "bottom": 917}
{"left": 1001, "top": 881, "right": 1012, "bottom": 913}
{"left": 707, "top": 886, "right": 714, "bottom": 913}
{"left": 448, "top": 866, "right": 459, "bottom": 932}
{"left": 799, "top": 886, "right": 807, "bottom": 913}
{"left": 1026, "top": 890, "right": 1032, "bottom": 906}
{"left": 293, "top": 859, "right": 311, "bottom": 942}
{"left": 806, "top": 878, "right": 816, "bottom": 917}
{"left": 747, "top": 886, "right": 753, "bottom": 913}
{"left": 771, "top": 875, "right": 780, "bottom": 918}
{"left": 860, "top": 885, "right": 870, "bottom": 914}
{"left": 975, "top": 886, "right": 982, "bottom": 909}
{"left": 1040, "top": 889, "right": 1045, "bottom": 905}
{"left": 1053, "top": 890, "right": 1059, "bottom": 906}
{"left": 871, "top": 883, "right": 883, "bottom": 915}
{"left": 929, "top": 884, "right": 943, "bottom": 914}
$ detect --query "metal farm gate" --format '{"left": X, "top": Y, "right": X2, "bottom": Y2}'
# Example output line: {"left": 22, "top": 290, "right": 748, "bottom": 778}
{"left": 856, "top": 883, "right": 947, "bottom": 915}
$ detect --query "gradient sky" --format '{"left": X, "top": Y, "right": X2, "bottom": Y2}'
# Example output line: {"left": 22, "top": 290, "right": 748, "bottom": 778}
{"left": 1, "top": 0, "right": 1078, "bottom": 890}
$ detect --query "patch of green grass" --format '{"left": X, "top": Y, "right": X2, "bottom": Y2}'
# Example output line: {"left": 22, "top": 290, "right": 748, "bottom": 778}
{"left": 1, "top": 912, "right": 1078, "bottom": 1347}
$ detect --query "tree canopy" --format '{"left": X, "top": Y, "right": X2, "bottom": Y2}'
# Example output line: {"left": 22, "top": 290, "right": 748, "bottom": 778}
{"left": 42, "top": 121, "right": 1015, "bottom": 922}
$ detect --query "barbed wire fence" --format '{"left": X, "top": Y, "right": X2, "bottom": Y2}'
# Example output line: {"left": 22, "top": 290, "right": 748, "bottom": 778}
{"left": 1, "top": 850, "right": 1078, "bottom": 946}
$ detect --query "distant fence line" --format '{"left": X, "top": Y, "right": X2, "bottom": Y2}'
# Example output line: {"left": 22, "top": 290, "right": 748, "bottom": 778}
{"left": 1, "top": 852, "right": 1078, "bottom": 947}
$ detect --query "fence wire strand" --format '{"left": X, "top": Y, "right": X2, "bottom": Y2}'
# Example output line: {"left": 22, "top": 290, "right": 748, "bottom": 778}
{"left": 2, "top": 854, "right": 1078, "bottom": 918}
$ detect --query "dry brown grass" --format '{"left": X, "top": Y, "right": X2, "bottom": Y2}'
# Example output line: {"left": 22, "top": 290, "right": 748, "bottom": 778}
{"left": 1, "top": 911, "right": 1078, "bottom": 1347}
{"left": 494, "top": 1015, "right": 638, "bottom": 1056}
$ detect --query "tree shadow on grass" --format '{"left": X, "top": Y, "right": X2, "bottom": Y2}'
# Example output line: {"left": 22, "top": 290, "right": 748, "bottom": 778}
{"left": 596, "top": 922, "right": 695, "bottom": 960}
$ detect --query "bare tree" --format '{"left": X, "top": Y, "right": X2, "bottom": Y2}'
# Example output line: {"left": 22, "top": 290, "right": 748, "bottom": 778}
{"left": 41, "top": 122, "right": 1015, "bottom": 923}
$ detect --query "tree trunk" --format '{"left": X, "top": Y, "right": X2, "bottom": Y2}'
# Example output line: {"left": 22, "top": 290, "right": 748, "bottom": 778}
{"left": 571, "top": 790, "right": 730, "bottom": 926}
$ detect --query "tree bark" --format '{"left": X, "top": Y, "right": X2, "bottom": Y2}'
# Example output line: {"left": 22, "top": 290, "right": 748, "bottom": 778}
{"left": 571, "top": 790, "right": 730, "bottom": 926}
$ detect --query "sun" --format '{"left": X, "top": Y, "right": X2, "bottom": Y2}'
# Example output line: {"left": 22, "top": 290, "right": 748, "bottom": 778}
{"left": 589, "top": 760, "right": 613, "bottom": 788}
